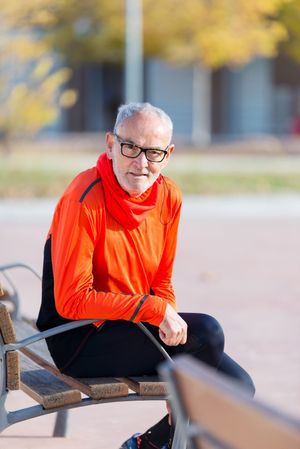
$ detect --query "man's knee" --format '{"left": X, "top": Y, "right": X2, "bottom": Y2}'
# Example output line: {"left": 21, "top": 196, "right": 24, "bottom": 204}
{"left": 200, "top": 314, "right": 225, "bottom": 350}
{"left": 182, "top": 313, "right": 225, "bottom": 364}
{"left": 183, "top": 313, "right": 224, "bottom": 345}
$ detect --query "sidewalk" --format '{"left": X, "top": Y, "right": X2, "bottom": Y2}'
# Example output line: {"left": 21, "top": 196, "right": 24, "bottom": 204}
{"left": 1, "top": 195, "right": 300, "bottom": 448}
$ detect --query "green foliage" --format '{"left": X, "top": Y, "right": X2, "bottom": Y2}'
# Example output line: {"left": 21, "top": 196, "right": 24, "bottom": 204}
{"left": 2, "top": 150, "right": 300, "bottom": 197}
{"left": 170, "top": 171, "right": 300, "bottom": 194}
{"left": 2, "top": 166, "right": 300, "bottom": 197}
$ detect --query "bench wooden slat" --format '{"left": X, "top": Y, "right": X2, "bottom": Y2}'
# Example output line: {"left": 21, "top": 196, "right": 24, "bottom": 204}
{"left": 0, "top": 302, "right": 16, "bottom": 343}
{"left": 0, "top": 303, "right": 20, "bottom": 390}
{"left": 15, "top": 320, "right": 129, "bottom": 400}
{"left": 21, "top": 354, "right": 82, "bottom": 410}
{"left": 22, "top": 347, "right": 129, "bottom": 400}
{"left": 6, "top": 351, "right": 20, "bottom": 390}
{"left": 117, "top": 376, "right": 167, "bottom": 396}
{"left": 68, "top": 374, "right": 129, "bottom": 400}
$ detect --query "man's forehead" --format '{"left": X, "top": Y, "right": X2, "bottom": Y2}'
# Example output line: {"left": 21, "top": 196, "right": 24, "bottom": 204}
{"left": 118, "top": 112, "right": 171, "bottom": 142}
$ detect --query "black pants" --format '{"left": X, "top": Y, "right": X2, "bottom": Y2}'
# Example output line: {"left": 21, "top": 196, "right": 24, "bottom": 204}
{"left": 47, "top": 313, "right": 255, "bottom": 396}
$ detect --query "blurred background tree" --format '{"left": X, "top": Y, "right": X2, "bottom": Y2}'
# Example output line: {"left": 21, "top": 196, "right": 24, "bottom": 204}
{"left": 0, "top": 0, "right": 297, "bottom": 149}
{"left": 0, "top": 0, "right": 290, "bottom": 67}
{"left": 0, "top": 0, "right": 125, "bottom": 64}
{"left": 278, "top": 0, "right": 300, "bottom": 63}
{"left": 0, "top": 5, "right": 77, "bottom": 153}
{"left": 144, "top": 0, "right": 288, "bottom": 68}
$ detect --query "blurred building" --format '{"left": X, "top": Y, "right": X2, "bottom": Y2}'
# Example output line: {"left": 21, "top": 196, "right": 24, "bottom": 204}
{"left": 56, "top": 54, "right": 300, "bottom": 144}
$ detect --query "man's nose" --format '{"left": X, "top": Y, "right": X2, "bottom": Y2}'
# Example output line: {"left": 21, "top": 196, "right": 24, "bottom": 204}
{"left": 134, "top": 151, "right": 148, "bottom": 167}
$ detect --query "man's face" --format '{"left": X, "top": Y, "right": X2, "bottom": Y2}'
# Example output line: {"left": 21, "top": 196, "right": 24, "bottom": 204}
{"left": 106, "top": 111, "right": 174, "bottom": 197}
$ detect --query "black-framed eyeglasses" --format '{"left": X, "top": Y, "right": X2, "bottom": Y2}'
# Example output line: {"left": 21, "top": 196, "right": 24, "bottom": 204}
{"left": 114, "top": 134, "right": 170, "bottom": 163}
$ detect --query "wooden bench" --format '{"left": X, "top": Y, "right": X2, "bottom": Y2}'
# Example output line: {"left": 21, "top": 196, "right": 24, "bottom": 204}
{"left": 0, "top": 263, "right": 170, "bottom": 442}
{"left": 159, "top": 355, "right": 300, "bottom": 449}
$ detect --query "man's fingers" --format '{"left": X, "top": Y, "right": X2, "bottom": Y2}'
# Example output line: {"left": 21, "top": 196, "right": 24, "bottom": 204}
{"left": 180, "top": 327, "right": 188, "bottom": 344}
{"left": 161, "top": 329, "right": 186, "bottom": 346}
{"left": 159, "top": 304, "right": 188, "bottom": 346}
{"left": 161, "top": 325, "right": 188, "bottom": 346}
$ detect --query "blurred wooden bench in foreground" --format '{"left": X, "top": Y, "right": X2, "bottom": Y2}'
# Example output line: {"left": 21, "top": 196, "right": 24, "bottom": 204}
{"left": 160, "top": 355, "right": 300, "bottom": 449}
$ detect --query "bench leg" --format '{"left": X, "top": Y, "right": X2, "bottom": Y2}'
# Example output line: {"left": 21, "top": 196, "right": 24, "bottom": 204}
{"left": 53, "top": 409, "right": 69, "bottom": 437}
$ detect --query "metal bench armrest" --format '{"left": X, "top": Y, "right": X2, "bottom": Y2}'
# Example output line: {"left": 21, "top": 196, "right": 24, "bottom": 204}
{"left": 4, "top": 318, "right": 98, "bottom": 353}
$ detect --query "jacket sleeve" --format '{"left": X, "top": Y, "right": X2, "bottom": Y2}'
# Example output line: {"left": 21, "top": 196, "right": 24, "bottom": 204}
{"left": 150, "top": 200, "right": 182, "bottom": 310}
{"left": 51, "top": 198, "right": 167, "bottom": 327}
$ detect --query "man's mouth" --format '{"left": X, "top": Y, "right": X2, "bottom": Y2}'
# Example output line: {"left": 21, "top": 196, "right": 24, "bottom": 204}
{"left": 129, "top": 172, "right": 148, "bottom": 177}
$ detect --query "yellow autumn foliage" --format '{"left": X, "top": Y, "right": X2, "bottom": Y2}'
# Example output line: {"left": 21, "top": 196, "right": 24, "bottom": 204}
{"left": 0, "top": 0, "right": 291, "bottom": 67}
{"left": 59, "top": 89, "right": 78, "bottom": 108}
{"left": 0, "top": 3, "right": 78, "bottom": 142}
{"left": 0, "top": 56, "right": 77, "bottom": 140}
{"left": 143, "top": 0, "right": 289, "bottom": 67}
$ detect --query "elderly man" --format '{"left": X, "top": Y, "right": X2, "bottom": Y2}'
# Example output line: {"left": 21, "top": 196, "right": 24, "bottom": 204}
{"left": 37, "top": 103, "right": 254, "bottom": 449}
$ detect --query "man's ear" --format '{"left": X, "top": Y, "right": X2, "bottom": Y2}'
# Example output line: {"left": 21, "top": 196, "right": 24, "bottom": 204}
{"left": 105, "top": 132, "right": 114, "bottom": 159}
{"left": 161, "top": 144, "right": 174, "bottom": 170}
{"left": 167, "top": 144, "right": 175, "bottom": 158}
{"left": 164, "top": 144, "right": 175, "bottom": 163}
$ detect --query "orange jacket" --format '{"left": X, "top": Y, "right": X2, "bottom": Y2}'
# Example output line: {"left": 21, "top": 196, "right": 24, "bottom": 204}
{"left": 39, "top": 154, "right": 182, "bottom": 329}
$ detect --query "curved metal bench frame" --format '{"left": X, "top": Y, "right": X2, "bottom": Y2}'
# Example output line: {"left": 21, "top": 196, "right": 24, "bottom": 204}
{"left": 0, "top": 262, "right": 183, "bottom": 448}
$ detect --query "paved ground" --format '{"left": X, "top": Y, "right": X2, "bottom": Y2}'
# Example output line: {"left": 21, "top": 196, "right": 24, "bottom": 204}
{"left": 1, "top": 195, "right": 300, "bottom": 448}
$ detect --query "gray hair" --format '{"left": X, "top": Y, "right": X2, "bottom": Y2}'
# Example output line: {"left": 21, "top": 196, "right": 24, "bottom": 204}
{"left": 113, "top": 102, "right": 173, "bottom": 137}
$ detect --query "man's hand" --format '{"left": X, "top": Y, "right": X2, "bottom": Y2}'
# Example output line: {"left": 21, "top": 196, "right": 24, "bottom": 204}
{"left": 159, "top": 304, "right": 187, "bottom": 346}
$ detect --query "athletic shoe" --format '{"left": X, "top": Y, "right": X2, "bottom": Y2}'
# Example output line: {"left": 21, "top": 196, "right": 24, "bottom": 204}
{"left": 120, "top": 433, "right": 141, "bottom": 449}
{"left": 120, "top": 432, "right": 169, "bottom": 449}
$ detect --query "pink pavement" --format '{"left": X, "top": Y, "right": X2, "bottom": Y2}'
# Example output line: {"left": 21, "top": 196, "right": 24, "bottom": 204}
{"left": 1, "top": 197, "right": 300, "bottom": 448}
